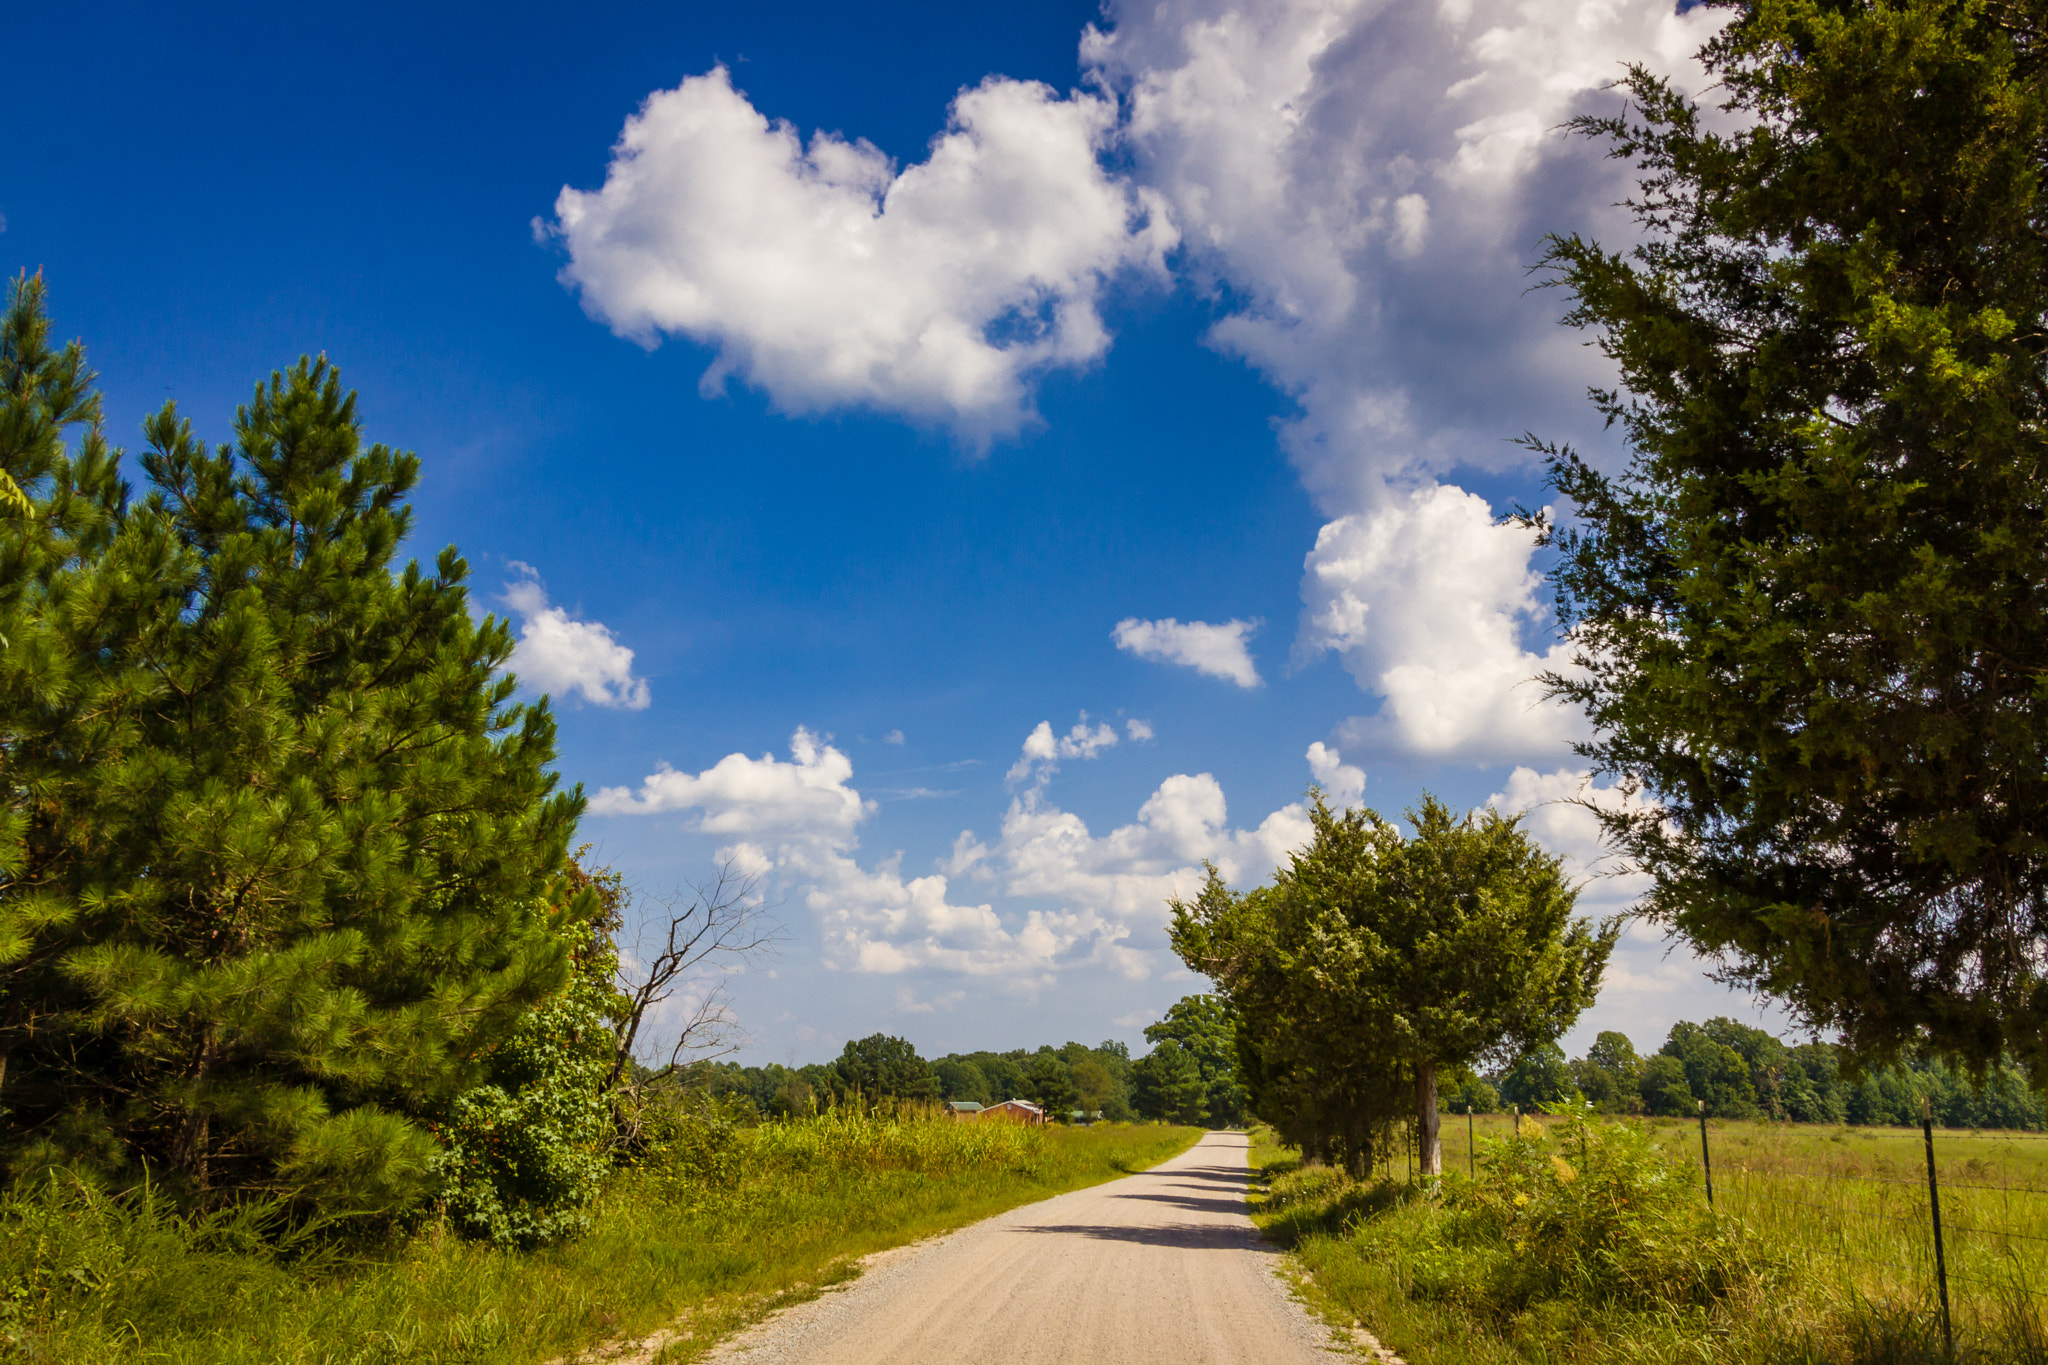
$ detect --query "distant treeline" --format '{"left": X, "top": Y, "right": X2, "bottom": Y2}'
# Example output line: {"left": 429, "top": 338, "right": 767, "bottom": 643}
{"left": 691, "top": 1006, "right": 2045, "bottom": 1134}
{"left": 1446, "top": 1017, "right": 2045, "bottom": 1131}
{"left": 688, "top": 996, "right": 1248, "bottom": 1127}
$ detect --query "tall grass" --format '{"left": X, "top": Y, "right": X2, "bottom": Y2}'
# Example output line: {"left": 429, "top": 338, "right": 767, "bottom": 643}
{"left": 0, "top": 1111, "right": 1200, "bottom": 1364}
{"left": 1251, "top": 1108, "right": 2048, "bottom": 1364}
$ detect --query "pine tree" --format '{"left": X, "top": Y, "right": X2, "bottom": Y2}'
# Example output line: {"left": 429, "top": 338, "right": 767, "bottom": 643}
{"left": 0, "top": 279, "right": 584, "bottom": 1218}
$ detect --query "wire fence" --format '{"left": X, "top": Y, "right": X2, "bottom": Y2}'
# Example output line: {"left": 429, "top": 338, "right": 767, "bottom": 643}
{"left": 1421, "top": 1099, "right": 2048, "bottom": 1356}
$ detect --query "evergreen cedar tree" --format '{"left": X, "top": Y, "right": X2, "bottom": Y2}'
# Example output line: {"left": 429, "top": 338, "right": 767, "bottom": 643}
{"left": 0, "top": 275, "right": 590, "bottom": 1218}
{"left": 1529, "top": 0, "right": 2048, "bottom": 1080}
{"left": 1172, "top": 795, "right": 1613, "bottom": 1177}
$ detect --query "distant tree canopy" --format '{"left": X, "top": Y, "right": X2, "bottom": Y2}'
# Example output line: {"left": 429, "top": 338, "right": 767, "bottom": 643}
{"left": 1141, "top": 994, "right": 1248, "bottom": 1127}
{"left": 1173, "top": 796, "right": 1611, "bottom": 1175}
{"left": 1498, "top": 1043, "right": 1578, "bottom": 1112}
{"left": 1572, "top": 1031, "right": 1643, "bottom": 1114}
{"left": 831, "top": 1034, "right": 939, "bottom": 1103}
{"left": 0, "top": 276, "right": 586, "bottom": 1219}
{"left": 1532, "top": 0, "right": 2048, "bottom": 1080}
{"left": 1478, "top": 1017, "right": 2044, "bottom": 1130}
{"left": 1130, "top": 1039, "right": 1205, "bottom": 1126}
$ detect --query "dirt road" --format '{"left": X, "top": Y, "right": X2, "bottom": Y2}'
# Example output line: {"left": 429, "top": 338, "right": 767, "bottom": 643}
{"left": 700, "top": 1130, "right": 1349, "bottom": 1364}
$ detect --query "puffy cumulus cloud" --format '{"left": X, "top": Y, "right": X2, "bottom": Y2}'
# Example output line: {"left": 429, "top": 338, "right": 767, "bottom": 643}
{"left": 1302, "top": 483, "right": 1584, "bottom": 764}
{"left": 1306, "top": 741, "right": 1365, "bottom": 808}
{"left": 795, "top": 845, "right": 1140, "bottom": 985}
{"left": 589, "top": 727, "right": 1152, "bottom": 987}
{"left": 1005, "top": 715, "right": 1123, "bottom": 786}
{"left": 587, "top": 726, "right": 872, "bottom": 838}
{"left": 1084, "top": 0, "right": 1721, "bottom": 508}
{"left": 589, "top": 725, "right": 1338, "bottom": 988}
{"left": 1125, "top": 718, "right": 1155, "bottom": 742}
{"left": 501, "top": 567, "right": 650, "bottom": 710}
{"left": 1112, "top": 616, "right": 1262, "bottom": 687}
{"left": 992, "top": 770, "right": 1313, "bottom": 933}
{"left": 546, "top": 66, "right": 1176, "bottom": 445}
{"left": 1485, "top": 765, "right": 1657, "bottom": 920}
{"left": 1081, "top": 0, "right": 1722, "bottom": 769}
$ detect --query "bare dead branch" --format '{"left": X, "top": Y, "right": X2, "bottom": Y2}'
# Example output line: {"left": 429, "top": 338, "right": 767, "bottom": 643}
{"left": 604, "top": 854, "right": 784, "bottom": 1094}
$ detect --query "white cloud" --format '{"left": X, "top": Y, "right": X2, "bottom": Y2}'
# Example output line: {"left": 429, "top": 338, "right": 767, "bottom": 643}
{"left": 1305, "top": 740, "right": 1365, "bottom": 808}
{"left": 995, "top": 774, "right": 1310, "bottom": 933}
{"left": 591, "top": 725, "right": 1341, "bottom": 989}
{"left": 882, "top": 729, "right": 906, "bottom": 745}
{"left": 1485, "top": 765, "right": 1656, "bottom": 921}
{"left": 1125, "top": 718, "right": 1155, "bottom": 742}
{"left": 1301, "top": 483, "right": 1584, "bottom": 764}
{"left": 1085, "top": 0, "right": 1722, "bottom": 510}
{"left": 588, "top": 726, "right": 871, "bottom": 836}
{"left": 1080, "top": 0, "right": 1722, "bottom": 768}
{"left": 546, "top": 66, "right": 1176, "bottom": 445}
{"left": 501, "top": 567, "right": 651, "bottom": 710}
{"left": 1005, "top": 715, "right": 1122, "bottom": 786}
{"left": 1112, "top": 616, "right": 1262, "bottom": 688}
{"left": 590, "top": 726, "right": 1152, "bottom": 987}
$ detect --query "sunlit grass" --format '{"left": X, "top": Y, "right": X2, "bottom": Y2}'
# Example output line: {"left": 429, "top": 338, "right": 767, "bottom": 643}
{"left": 1249, "top": 1114, "right": 2048, "bottom": 1365}
{"left": 0, "top": 1113, "right": 1202, "bottom": 1364}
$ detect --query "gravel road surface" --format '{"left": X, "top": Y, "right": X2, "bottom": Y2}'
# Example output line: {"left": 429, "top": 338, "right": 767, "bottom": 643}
{"left": 699, "top": 1130, "right": 1349, "bottom": 1364}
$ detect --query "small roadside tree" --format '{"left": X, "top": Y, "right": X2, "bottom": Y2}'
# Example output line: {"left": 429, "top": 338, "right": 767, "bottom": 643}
{"left": 1130, "top": 1040, "right": 1205, "bottom": 1125}
{"left": 1174, "top": 795, "right": 1613, "bottom": 1177}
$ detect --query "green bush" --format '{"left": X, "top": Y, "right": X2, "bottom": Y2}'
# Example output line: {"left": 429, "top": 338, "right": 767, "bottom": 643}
{"left": 428, "top": 988, "right": 613, "bottom": 1250}
{"left": 1379, "top": 1101, "right": 1765, "bottom": 1323}
{"left": 628, "top": 1086, "right": 751, "bottom": 1193}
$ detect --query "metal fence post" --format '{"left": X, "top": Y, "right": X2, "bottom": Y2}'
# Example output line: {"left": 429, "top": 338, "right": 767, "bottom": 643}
{"left": 1697, "top": 1099, "right": 1714, "bottom": 1207}
{"left": 1467, "top": 1105, "right": 1475, "bottom": 1179}
{"left": 1921, "top": 1096, "right": 1954, "bottom": 1359}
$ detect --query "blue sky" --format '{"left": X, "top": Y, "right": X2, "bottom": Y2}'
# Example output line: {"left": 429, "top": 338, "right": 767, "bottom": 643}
{"left": 4, "top": 0, "right": 1787, "bottom": 1066}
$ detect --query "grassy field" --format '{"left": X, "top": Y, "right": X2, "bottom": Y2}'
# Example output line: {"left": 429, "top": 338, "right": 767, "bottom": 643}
{"left": 0, "top": 1112, "right": 1202, "bottom": 1365}
{"left": 1251, "top": 1111, "right": 2048, "bottom": 1365}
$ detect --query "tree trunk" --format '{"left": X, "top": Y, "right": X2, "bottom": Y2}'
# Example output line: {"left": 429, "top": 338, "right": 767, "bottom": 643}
{"left": 1415, "top": 1062, "right": 1442, "bottom": 1178}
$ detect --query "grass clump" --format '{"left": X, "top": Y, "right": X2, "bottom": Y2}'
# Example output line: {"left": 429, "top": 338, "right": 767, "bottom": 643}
{"left": 0, "top": 1111, "right": 1200, "bottom": 1364}
{"left": 1400, "top": 1104, "right": 1758, "bottom": 1323}
{"left": 1251, "top": 1106, "right": 2048, "bottom": 1364}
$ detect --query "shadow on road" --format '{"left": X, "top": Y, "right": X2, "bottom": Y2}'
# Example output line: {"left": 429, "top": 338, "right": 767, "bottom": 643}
{"left": 1153, "top": 1164, "right": 1248, "bottom": 1184}
{"left": 1108, "top": 1190, "right": 1252, "bottom": 1216}
{"left": 1013, "top": 1222, "right": 1264, "bottom": 1250}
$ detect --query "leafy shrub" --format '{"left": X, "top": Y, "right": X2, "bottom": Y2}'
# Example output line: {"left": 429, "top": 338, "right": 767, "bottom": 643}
{"left": 628, "top": 1086, "right": 751, "bottom": 1193}
{"left": 428, "top": 988, "right": 613, "bottom": 1249}
{"left": 1380, "top": 1101, "right": 1766, "bottom": 1323}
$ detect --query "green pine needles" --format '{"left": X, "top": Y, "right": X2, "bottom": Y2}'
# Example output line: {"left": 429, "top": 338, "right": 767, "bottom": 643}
{"left": 0, "top": 274, "right": 587, "bottom": 1222}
